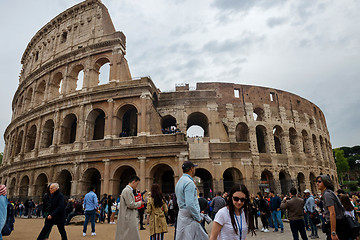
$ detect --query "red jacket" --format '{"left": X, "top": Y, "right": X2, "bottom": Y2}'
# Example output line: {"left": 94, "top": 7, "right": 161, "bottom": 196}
{"left": 135, "top": 193, "right": 144, "bottom": 209}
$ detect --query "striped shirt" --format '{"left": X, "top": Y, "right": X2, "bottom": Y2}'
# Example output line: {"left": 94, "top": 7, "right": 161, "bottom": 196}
{"left": 0, "top": 185, "right": 7, "bottom": 195}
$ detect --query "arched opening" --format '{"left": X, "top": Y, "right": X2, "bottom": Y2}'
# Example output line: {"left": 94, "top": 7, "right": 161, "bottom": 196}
{"left": 17, "top": 96, "right": 24, "bottom": 113}
{"left": 24, "top": 88, "right": 33, "bottom": 108}
{"left": 312, "top": 134, "right": 320, "bottom": 162}
{"left": 51, "top": 72, "right": 63, "bottom": 97}
{"left": 236, "top": 123, "right": 249, "bottom": 142}
{"left": 150, "top": 164, "right": 175, "bottom": 194}
{"left": 83, "top": 168, "right": 101, "bottom": 197}
{"left": 19, "top": 176, "right": 30, "bottom": 199}
{"left": 260, "top": 170, "right": 275, "bottom": 193}
{"left": 113, "top": 166, "right": 137, "bottom": 197}
{"left": 95, "top": 58, "right": 110, "bottom": 85}
{"left": 25, "top": 125, "right": 37, "bottom": 152}
{"left": 9, "top": 178, "right": 16, "bottom": 198}
{"left": 35, "top": 80, "right": 46, "bottom": 104}
{"left": 69, "top": 64, "right": 85, "bottom": 92}
{"left": 35, "top": 174, "right": 48, "bottom": 200}
{"left": 161, "top": 115, "right": 177, "bottom": 134}
{"left": 279, "top": 171, "right": 292, "bottom": 195}
{"left": 15, "top": 130, "right": 24, "bottom": 155}
{"left": 256, "top": 125, "right": 268, "bottom": 153}
{"left": 86, "top": 109, "right": 106, "bottom": 140}
{"left": 273, "top": 126, "right": 284, "bottom": 154}
{"left": 187, "top": 125, "right": 204, "bottom": 137}
{"left": 297, "top": 172, "right": 306, "bottom": 194}
{"left": 61, "top": 114, "right": 77, "bottom": 144}
{"left": 187, "top": 112, "right": 209, "bottom": 137}
{"left": 76, "top": 70, "right": 85, "bottom": 91}
{"left": 309, "top": 118, "right": 315, "bottom": 130}
{"left": 253, "top": 107, "right": 265, "bottom": 121}
{"left": 117, "top": 105, "right": 138, "bottom": 137}
{"left": 58, "top": 170, "right": 72, "bottom": 198}
{"left": 302, "top": 130, "right": 311, "bottom": 154}
{"left": 289, "top": 128, "right": 298, "bottom": 153}
{"left": 41, "top": 120, "right": 54, "bottom": 148}
{"left": 319, "top": 136, "right": 326, "bottom": 162}
{"left": 195, "top": 168, "right": 213, "bottom": 198}
{"left": 309, "top": 172, "right": 317, "bottom": 194}
{"left": 223, "top": 168, "right": 243, "bottom": 193}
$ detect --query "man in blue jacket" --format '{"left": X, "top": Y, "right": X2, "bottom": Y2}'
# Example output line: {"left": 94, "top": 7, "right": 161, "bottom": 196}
{"left": 270, "top": 190, "right": 284, "bottom": 233}
{"left": 83, "top": 185, "right": 98, "bottom": 236}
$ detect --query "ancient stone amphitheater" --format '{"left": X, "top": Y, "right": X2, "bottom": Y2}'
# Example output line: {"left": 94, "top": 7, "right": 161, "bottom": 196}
{"left": 0, "top": 0, "right": 337, "bottom": 201}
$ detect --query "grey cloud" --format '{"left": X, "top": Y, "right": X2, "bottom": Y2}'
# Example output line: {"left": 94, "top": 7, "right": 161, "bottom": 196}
{"left": 212, "top": 0, "right": 288, "bottom": 11}
{"left": 267, "top": 17, "right": 288, "bottom": 28}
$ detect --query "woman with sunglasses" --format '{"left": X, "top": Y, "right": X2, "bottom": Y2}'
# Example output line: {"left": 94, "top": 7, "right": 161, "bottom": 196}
{"left": 209, "top": 184, "right": 255, "bottom": 240}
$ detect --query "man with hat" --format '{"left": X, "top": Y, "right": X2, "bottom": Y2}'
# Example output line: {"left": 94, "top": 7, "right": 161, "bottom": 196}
{"left": 304, "top": 189, "right": 319, "bottom": 239}
{"left": 175, "top": 161, "right": 208, "bottom": 240}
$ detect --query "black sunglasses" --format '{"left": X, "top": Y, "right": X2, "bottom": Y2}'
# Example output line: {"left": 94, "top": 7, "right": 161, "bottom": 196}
{"left": 316, "top": 180, "right": 322, "bottom": 183}
{"left": 233, "top": 197, "right": 247, "bottom": 202}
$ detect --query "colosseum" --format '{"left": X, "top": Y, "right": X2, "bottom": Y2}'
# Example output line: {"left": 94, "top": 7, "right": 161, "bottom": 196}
{"left": 0, "top": 0, "right": 337, "bottom": 201}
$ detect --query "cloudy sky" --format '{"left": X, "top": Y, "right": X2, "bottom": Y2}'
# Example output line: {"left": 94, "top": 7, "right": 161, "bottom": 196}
{"left": 0, "top": 0, "right": 359, "bottom": 152}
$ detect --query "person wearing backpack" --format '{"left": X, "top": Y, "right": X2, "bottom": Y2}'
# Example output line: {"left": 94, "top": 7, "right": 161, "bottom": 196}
{"left": 0, "top": 184, "right": 8, "bottom": 239}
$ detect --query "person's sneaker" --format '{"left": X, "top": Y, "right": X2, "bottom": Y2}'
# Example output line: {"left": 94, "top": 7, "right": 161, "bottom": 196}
{"left": 91, "top": 232, "right": 96, "bottom": 236}
{"left": 140, "top": 227, "right": 146, "bottom": 230}
{"left": 83, "top": 232, "right": 86, "bottom": 237}
{"left": 261, "top": 227, "right": 265, "bottom": 232}
{"left": 281, "top": 229, "right": 284, "bottom": 233}
{"left": 264, "top": 229, "right": 270, "bottom": 233}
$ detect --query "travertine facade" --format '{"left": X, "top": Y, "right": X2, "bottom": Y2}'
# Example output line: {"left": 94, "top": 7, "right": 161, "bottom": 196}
{"left": 0, "top": 0, "right": 337, "bottom": 201}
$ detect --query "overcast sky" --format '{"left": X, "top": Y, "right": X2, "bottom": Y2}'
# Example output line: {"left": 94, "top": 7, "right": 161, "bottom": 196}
{"left": 0, "top": 0, "right": 359, "bottom": 152}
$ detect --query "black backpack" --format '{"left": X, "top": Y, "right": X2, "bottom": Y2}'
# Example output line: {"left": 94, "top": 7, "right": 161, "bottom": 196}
{"left": 1, "top": 200, "right": 15, "bottom": 236}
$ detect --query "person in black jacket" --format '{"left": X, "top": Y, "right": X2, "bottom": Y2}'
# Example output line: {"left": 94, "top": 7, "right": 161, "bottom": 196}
{"left": 37, "top": 183, "right": 68, "bottom": 240}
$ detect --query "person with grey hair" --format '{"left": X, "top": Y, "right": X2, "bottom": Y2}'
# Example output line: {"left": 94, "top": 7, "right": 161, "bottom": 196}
{"left": 37, "top": 183, "right": 67, "bottom": 240}
{"left": 316, "top": 175, "right": 351, "bottom": 240}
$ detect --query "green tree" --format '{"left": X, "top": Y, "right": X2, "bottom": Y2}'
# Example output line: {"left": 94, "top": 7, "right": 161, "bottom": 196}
{"left": 334, "top": 148, "right": 349, "bottom": 184}
{"left": 0, "top": 152, "right": 2, "bottom": 164}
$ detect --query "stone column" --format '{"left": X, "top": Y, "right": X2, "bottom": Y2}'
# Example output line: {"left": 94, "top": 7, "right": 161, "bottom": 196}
{"left": 138, "top": 92, "right": 151, "bottom": 136}
{"left": 71, "top": 163, "right": 80, "bottom": 197}
{"left": 138, "top": 157, "right": 146, "bottom": 191}
{"left": 105, "top": 98, "right": 114, "bottom": 140}
{"left": 102, "top": 159, "right": 111, "bottom": 195}
{"left": 53, "top": 110, "right": 61, "bottom": 145}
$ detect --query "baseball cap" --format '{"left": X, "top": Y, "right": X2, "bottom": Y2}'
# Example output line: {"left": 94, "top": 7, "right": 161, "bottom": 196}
{"left": 182, "top": 161, "right": 198, "bottom": 170}
{"left": 304, "top": 189, "right": 311, "bottom": 193}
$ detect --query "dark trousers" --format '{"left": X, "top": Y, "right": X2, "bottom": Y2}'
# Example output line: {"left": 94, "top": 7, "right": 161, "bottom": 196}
{"left": 37, "top": 219, "right": 67, "bottom": 240}
{"left": 324, "top": 219, "right": 352, "bottom": 240}
{"left": 290, "top": 219, "right": 308, "bottom": 240}
{"left": 138, "top": 208, "right": 145, "bottom": 228}
{"left": 261, "top": 213, "right": 269, "bottom": 229}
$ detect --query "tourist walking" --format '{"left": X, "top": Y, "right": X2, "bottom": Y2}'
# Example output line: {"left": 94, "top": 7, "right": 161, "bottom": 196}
{"left": 198, "top": 192, "right": 209, "bottom": 232}
{"left": 316, "top": 175, "right": 351, "bottom": 240}
{"left": 270, "top": 190, "right": 284, "bottom": 233}
{"left": 280, "top": 187, "right": 308, "bottom": 240}
{"left": 115, "top": 175, "right": 143, "bottom": 240}
{"left": 210, "top": 192, "right": 226, "bottom": 220}
{"left": 258, "top": 192, "right": 270, "bottom": 233}
{"left": 304, "top": 189, "right": 319, "bottom": 238}
{"left": 99, "top": 194, "right": 107, "bottom": 224}
{"left": 175, "top": 161, "right": 208, "bottom": 240}
{"left": 107, "top": 195, "right": 114, "bottom": 224}
{"left": 0, "top": 184, "right": 7, "bottom": 240}
{"left": 147, "top": 183, "right": 168, "bottom": 240}
{"left": 37, "top": 183, "right": 67, "bottom": 240}
{"left": 41, "top": 185, "right": 52, "bottom": 240}
{"left": 209, "top": 184, "right": 255, "bottom": 240}
{"left": 82, "top": 186, "right": 98, "bottom": 237}
{"left": 250, "top": 194, "right": 259, "bottom": 230}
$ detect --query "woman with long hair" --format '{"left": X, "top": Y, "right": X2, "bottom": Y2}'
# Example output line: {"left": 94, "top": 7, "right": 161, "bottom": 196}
{"left": 209, "top": 184, "right": 255, "bottom": 240}
{"left": 340, "top": 195, "right": 355, "bottom": 218}
{"left": 257, "top": 192, "right": 270, "bottom": 233}
{"left": 146, "top": 184, "right": 168, "bottom": 240}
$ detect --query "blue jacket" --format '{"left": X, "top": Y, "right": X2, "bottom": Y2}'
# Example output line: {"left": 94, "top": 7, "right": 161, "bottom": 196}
{"left": 270, "top": 195, "right": 282, "bottom": 211}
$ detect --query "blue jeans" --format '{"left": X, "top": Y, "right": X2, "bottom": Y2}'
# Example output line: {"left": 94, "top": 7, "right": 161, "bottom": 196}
{"left": 83, "top": 210, "right": 96, "bottom": 233}
{"left": 272, "top": 210, "right": 284, "bottom": 231}
{"left": 0, "top": 195, "right": 7, "bottom": 240}
{"left": 308, "top": 213, "right": 318, "bottom": 237}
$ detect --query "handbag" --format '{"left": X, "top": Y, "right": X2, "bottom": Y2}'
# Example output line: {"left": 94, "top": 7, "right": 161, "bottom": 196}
{"left": 310, "top": 211, "right": 321, "bottom": 225}
{"left": 344, "top": 215, "right": 360, "bottom": 238}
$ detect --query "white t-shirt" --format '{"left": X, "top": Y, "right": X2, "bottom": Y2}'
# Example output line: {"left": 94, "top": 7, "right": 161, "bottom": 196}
{"left": 214, "top": 207, "right": 248, "bottom": 240}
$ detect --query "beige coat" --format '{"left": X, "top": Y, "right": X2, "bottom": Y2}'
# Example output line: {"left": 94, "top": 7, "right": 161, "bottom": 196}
{"left": 115, "top": 185, "right": 142, "bottom": 240}
{"left": 146, "top": 197, "right": 168, "bottom": 236}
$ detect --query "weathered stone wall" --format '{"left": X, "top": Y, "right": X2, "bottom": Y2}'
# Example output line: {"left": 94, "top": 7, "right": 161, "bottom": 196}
{"left": 0, "top": 0, "right": 337, "bottom": 201}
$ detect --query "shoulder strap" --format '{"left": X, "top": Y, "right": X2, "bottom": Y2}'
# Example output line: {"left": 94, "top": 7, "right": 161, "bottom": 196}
{"left": 326, "top": 190, "right": 345, "bottom": 212}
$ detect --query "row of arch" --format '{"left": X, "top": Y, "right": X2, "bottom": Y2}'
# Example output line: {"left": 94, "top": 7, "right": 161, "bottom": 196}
{"left": 15, "top": 57, "right": 111, "bottom": 116}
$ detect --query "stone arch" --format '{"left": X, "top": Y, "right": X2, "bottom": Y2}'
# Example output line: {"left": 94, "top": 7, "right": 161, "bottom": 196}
{"left": 273, "top": 125, "right": 285, "bottom": 154}
{"left": 319, "top": 135, "right": 326, "bottom": 163}
{"left": 50, "top": 72, "right": 63, "bottom": 97}
{"left": 253, "top": 107, "right": 265, "bottom": 121}
{"left": 17, "top": 95, "right": 24, "bottom": 113}
{"left": 301, "top": 130, "right": 311, "bottom": 154}
{"left": 297, "top": 172, "right": 306, "bottom": 194}
{"left": 19, "top": 175, "right": 30, "bottom": 199}
{"left": 60, "top": 113, "right": 77, "bottom": 144}
{"left": 149, "top": 163, "right": 175, "bottom": 194}
{"left": 195, "top": 168, "right": 213, "bottom": 198}
{"left": 34, "top": 173, "right": 48, "bottom": 200}
{"left": 69, "top": 64, "right": 85, "bottom": 92}
{"left": 86, "top": 108, "right": 106, "bottom": 140}
{"left": 9, "top": 177, "right": 16, "bottom": 198}
{"left": 279, "top": 170, "right": 292, "bottom": 195}
{"left": 309, "top": 118, "right": 315, "bottom": 130}
{"left": 187, "top": 112, "right": 209, "bottom": 137}
{"left": 223, "top": 168, "right": 243, "bottom": 193}
{"left": 309, "top": 172, "right": 317, "bottom": 194}
{"left": 35, "top": 80, "right": 46, "bottom": 104}
{"left": 256, "top": 125, "right": 268, "bottom": 153}
{"left": 40, "top": 119, "right": 54, "bottom": 148}
{"left": 82, "top": 168, "right": 101, "bottom": 197}
{"left": 260, "top": 170, "right": 275, "bottom": 192}
{"left": 94, "top": 57, "right": 110, "bottom": 85}
{"left": 25, "top": 124, "right": 37, "bottom": 152}
{"left": 161, "top": 115, "right": 177, "bottom": 133}
{"left": 235, "top": 122, "right": 249, "bottom": 142}
{"left": 57, "top": 170, "right": 72, "bottom": 198}
{"left": 15, "top": 130, "right": 24, "bottom": 155}
{"left": 312, "top": 134, "right": 320, "bottom": 162}
{"left": 289, "top": 127, "right": 299, "bottom": 153}
{"left": 117, "top": 104, "right": 138, "bottom": 137}
{"left": 24, "top": 87, "right": 33, "bottom": 109}
{"left": 112, "top": 165, "right": 137, "bottom": 197}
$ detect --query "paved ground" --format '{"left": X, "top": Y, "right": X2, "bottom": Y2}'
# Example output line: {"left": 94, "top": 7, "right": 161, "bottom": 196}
{"left": 5, "top": 217, "right": 327, "bottom": 239}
